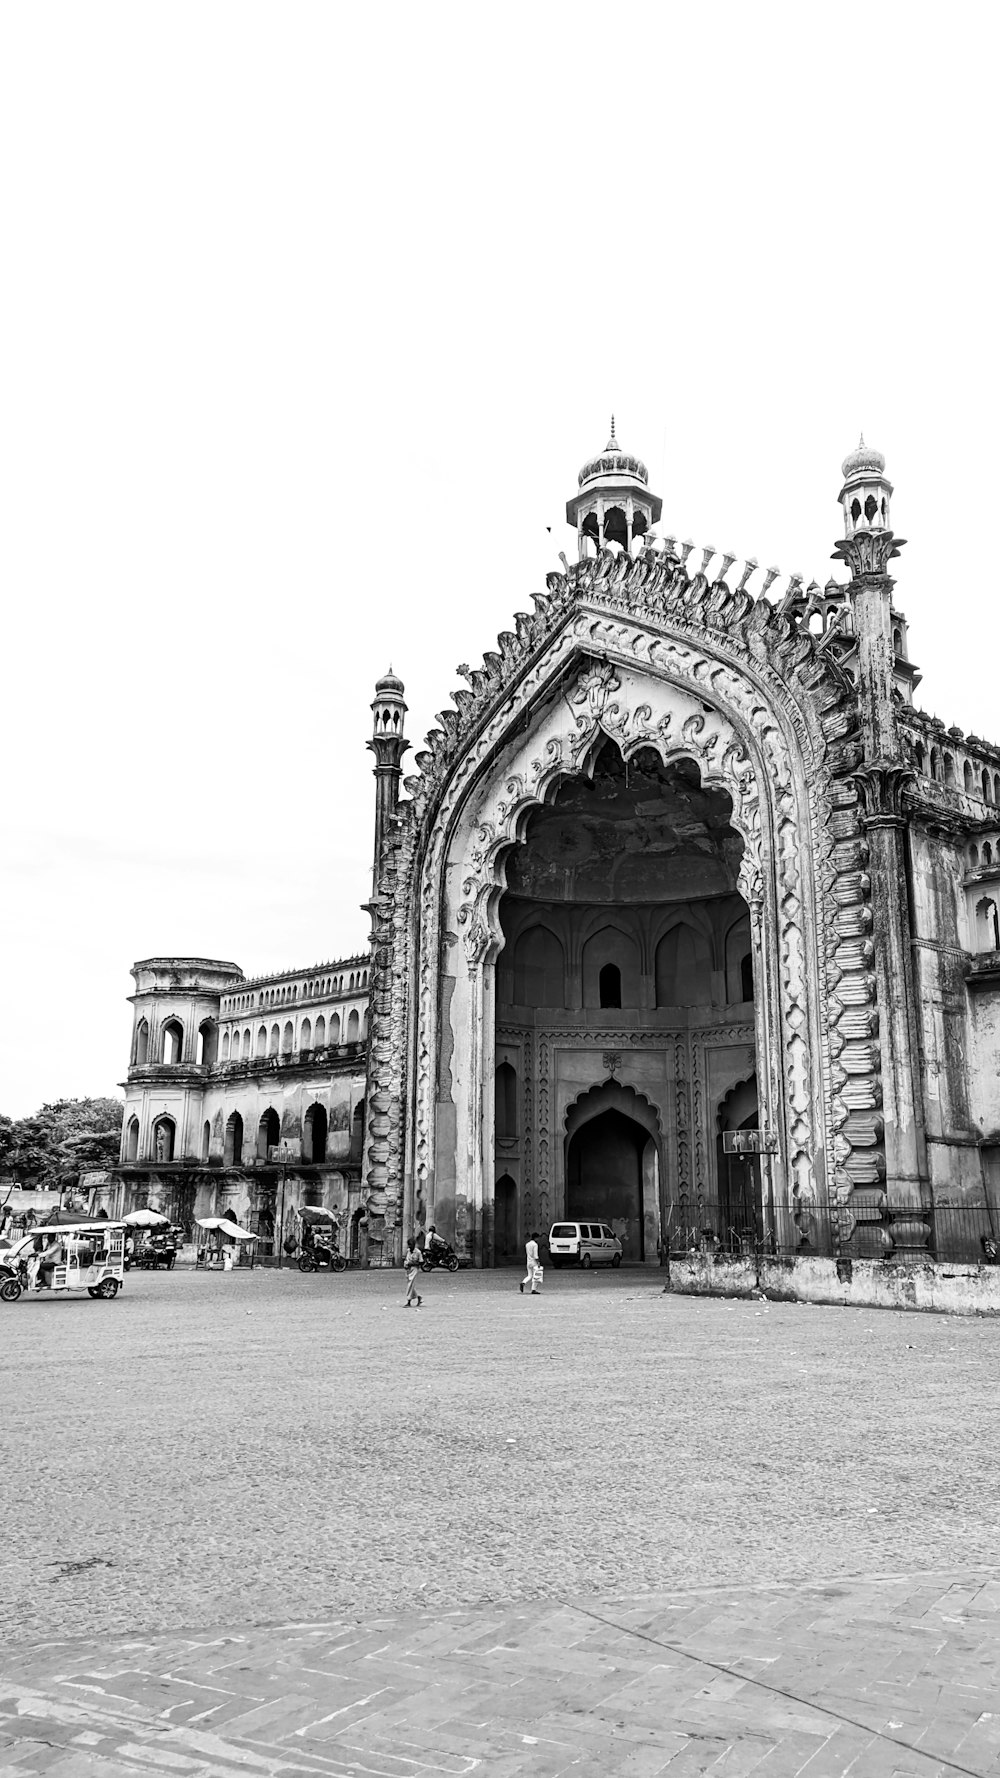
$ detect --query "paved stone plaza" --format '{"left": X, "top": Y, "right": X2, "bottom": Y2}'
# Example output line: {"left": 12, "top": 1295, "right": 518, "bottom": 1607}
{"left": 3, "top": 1268, "right": 1000, "bottom": 1773}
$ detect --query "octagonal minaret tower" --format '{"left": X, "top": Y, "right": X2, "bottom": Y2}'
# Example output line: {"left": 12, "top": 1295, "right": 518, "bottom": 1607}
{"left": 368, "top": 667, "right": 409, "bottom": 887}
{"left": 566, "top": 418, "right": 662, "bottom": 557}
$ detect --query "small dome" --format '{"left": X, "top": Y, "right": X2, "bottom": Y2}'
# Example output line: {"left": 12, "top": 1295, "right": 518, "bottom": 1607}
{"left": 376, "top": 666, "right": 404, "bottom": 694}
{"left": 578, "top": 416, "right": 649, "bottom": 490}
{"left": 841, "top": 434, "right": 886, "bottom": 480}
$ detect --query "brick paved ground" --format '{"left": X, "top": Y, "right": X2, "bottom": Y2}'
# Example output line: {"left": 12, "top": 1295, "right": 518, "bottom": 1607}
{"left": 3, "top": 1568, "right": 1000, "bottom": 1775}
{"left": 3, "top": 1267, "right": 1000, "bottom": 1772}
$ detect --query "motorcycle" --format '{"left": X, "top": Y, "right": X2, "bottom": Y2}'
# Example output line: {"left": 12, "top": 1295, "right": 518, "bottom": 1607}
{"left": 420, "top": 1242, "right": 459, "bottom": 1274}
{"left": 297, "top": 1241, "right": 347, "bottom": 1273}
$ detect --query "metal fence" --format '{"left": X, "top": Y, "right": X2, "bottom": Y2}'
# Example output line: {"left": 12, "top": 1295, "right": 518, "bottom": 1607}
{"left": 664, "top": 1201, "right": 1000, "bottom": 1267}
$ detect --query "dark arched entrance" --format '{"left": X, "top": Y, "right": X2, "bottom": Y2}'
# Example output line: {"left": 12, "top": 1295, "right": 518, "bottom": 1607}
{"left": 715, "top": 1075, "right": 762, "bottom": 1250}
{"left": 566, "top": 1109, "right": 648, "bottom": 1259}
{"left": 494, "top": 1173, "right": 517, "bottom": 1264}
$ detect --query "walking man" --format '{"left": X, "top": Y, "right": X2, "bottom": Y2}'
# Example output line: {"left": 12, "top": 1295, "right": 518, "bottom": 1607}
{"left": 403, "top": 1236, "right": 423, "bottom": 1308}
{"left": 520, "top": 1231, "right": 542, "bottom": 1296}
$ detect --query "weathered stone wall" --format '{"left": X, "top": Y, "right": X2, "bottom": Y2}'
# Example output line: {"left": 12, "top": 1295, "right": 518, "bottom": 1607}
{"left": 669, "top": 1253, "right": 1000, "bottom": 1316}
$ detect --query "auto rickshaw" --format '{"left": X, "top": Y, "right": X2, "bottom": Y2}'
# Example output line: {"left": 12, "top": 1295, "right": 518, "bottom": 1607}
{"left": 0, "top": 1221, "right": 127, "bottom": 1302}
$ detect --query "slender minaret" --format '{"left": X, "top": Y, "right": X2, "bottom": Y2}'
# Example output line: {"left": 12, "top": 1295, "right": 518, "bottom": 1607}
{"left": 832, "top": 440, "right": 928, "bottom": 1255}
{"left": 367, "top": 668, "right": 409, "bottom": 888}
{"left": 832, "top": 437, "right": 902, "bottom": 762}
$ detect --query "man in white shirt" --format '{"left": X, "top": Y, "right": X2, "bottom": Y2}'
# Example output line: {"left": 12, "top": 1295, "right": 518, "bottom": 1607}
{"left": 520, "top": 1232, "right": 542, "bottom": 1295}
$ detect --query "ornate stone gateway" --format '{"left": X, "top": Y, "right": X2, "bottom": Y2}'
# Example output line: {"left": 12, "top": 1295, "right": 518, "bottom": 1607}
{"left": 365, "top": 513, "right": 881, "bottom": 1265}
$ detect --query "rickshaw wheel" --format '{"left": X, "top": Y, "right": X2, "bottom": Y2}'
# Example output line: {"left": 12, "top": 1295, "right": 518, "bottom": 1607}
{"left": 87, "top": 1286, "right": 101, "bottom": 1298}
{"left": 0, "top": 1276, "right": 22, "bottom": 1303}
{"left": 96, "top": 1278, "right": 120, "bottom": 1299}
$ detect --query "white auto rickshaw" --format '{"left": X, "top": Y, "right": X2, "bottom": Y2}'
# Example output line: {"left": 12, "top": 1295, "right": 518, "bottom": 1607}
{"left": 0, "top": 1221, "right": 127, "bottom": 1302}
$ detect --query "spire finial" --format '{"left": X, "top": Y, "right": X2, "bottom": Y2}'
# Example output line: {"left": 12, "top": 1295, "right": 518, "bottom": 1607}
{"left": 610, "top": 414, "right": 616, "bottom": 443}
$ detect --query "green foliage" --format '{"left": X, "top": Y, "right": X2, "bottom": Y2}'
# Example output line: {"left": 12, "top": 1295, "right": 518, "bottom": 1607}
{"left": 0, "top": 1098, "right": 124, "bottom": 1193}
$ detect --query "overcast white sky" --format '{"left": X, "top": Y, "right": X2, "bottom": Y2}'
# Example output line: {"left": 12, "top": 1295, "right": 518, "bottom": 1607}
{"left": 1, "top": 3, "right": 996, "bottom": 1116}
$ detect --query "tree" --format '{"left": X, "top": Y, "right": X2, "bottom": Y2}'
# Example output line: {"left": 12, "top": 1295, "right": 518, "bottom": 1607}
{"left": 0, "top": 1098, "right": 124, "bottom": 1196}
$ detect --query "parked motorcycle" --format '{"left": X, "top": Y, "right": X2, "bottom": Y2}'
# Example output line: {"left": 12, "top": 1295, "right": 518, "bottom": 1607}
{"left": 420, "top": 1242, "right": 459, "bottom": 1274}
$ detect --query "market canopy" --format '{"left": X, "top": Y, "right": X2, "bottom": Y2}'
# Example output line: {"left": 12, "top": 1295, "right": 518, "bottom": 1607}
{"left": 195, "top": 1218, "right": 260, "bottom": 1241}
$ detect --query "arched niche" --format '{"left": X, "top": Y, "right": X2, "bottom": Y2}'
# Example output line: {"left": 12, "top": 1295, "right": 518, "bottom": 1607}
{"left": 564, "top": 1080, "right": 663, "bottom": 1262}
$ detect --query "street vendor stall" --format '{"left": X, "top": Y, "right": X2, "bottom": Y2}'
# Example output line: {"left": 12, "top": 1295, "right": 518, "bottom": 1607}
{"left": 195, "top": 1217, "right": 260, "bottom": 1270}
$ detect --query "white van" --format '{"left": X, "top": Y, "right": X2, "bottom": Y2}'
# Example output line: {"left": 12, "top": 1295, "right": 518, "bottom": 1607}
{"left": 548, "top": 1221, "right": 623, "bottom": 1268}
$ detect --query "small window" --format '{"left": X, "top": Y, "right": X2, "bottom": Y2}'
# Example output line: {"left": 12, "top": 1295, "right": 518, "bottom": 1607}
{"left": 599, "top": 964, "right": 622, "bottom": 1008}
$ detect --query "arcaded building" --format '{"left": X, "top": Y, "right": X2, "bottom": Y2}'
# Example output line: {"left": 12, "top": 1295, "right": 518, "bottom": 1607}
{"left": 114, "top": 431, "right": 1000, "bottom": 1266}
{"left": 112, "top": 956, "right": 372, "bottom": 1259}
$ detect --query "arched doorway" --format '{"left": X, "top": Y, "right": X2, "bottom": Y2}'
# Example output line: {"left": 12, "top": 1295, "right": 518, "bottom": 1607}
{"left": 715, "top": 1076, "right": 762, "bottom": 1250}
{"left": 494, "top": 1173, "right": 517, "bottom": 1263}
{"left": 566, "top": 1109, "right": 651, "bottom": 1259}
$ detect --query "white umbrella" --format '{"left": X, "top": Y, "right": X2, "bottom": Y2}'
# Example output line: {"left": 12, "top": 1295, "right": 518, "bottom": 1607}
{"left": 123, "top": 1208, "right": 172, "bottom": 1228}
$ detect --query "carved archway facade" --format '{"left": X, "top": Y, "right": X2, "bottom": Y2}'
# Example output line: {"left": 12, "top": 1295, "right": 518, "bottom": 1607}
{"left": 364, "top": 552, "right": 881, "bottom": 1264}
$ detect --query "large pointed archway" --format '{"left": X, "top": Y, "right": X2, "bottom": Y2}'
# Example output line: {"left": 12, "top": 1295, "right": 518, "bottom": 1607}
{"left": 364, "top": 546, "right": 881, "bottom": 1267}
{"left": 492, "top": 734, "right": 755, "bottom": 1260}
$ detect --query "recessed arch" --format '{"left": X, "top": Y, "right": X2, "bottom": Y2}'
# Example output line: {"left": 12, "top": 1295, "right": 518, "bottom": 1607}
{"left": 224, "top": 1111, "right": 244, "bottom": 1167}
{"left": 304, "top": 1102, "right": 328, "bottom": 1163}
{"left": 151, "top": 1114, "right": 176, "bottom": 1163}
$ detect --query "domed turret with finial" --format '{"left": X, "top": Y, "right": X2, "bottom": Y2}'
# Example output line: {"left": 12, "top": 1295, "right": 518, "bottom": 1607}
{"left": 566, "top": 416, "right": 662, "bottom": 557}
{"left": 839, "top": 434, "right": 892, "bottom": 539}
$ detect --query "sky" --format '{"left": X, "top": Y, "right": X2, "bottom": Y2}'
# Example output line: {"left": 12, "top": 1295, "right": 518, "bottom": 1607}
{"left": 1, "top": 2, "right": 997, "bottom": 1117}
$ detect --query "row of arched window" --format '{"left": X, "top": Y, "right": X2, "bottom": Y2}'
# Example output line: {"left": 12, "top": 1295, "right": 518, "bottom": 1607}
{"left": 133, "top": 1018, "right": 218, "bottom": 1067}
{"left": 913, "top": 741, "right": 1000, "bottom": 804}
{"left": 497, "top": 919, "right": 754, "bottom": 1009}
{"left": 968, "top": 841, "right": 999, "bottom": 872}
{"left": 221, "top": 968, "right": 370, "bottom": 1017}
{"left": 123, "top": 1100, "right": 365, "bottom": 1167}
{"left": 133, "top": 1009, "right": 366, "bottom": 1069}
{"left": 220, "top": 1010, "right": 364, "bottom": 1062}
